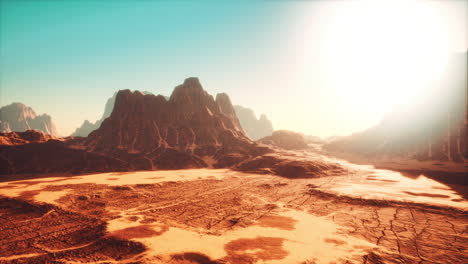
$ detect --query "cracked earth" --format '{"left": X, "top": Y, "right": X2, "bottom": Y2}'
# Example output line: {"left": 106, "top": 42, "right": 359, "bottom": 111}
{"left": 0, "top": 155, "right": 466, "bottom": 264}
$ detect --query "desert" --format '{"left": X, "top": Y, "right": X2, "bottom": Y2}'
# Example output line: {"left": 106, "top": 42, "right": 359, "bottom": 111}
{"left": 0, "top": 152, "right": 466, "bottom": 263}
{"left": 1, "top": 1, "right": 467, "bottom": 263}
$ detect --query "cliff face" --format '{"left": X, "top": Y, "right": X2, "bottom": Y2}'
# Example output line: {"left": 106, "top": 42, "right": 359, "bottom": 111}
{"left": 85, "top": 78, "right": 248, "bottom": 153}
{"left": 71, "top": 93, "right": 117, "bottom": 137}
{"left": 0, "top": 103, "right": 58, "bottom": 136}
{"left": 325, "top": 53, "right": 468, "bottom": 162}
{"left": 233, "top": 105, "right": 273, "bottom": 140}
{"left": 72, "top": 91, "right": 155, "bottom": 137}
{"left": 75, "top": 77, "right": 263, "bottom": 170}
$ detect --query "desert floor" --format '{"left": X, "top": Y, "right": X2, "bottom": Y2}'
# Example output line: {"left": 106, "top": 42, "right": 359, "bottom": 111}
{"left": 0, "top": 151, "right": 466, "bottom": 264}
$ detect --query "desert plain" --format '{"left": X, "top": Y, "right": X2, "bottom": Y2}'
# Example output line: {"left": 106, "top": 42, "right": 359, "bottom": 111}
{"left": 1, "top": 149, "right": 466, "bottom": 264}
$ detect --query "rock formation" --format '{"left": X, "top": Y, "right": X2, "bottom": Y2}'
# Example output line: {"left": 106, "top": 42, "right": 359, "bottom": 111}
{"left": 73, "top": 77, "right": 266, "bottom": 170}
{"left": 258, "top": 130, "right": 309, "bottom": 150}
{"left": 0, "top": 130, "right": 128, "bottom": 175}
{"left": 0, "top": 103, "right": 58, "bottom": 136}
{"left": 1, "top": 78, "right": 344, "bottom": 177}
{"left": 72, "top": 91, "right": 155, "bottom": 137}
{"left": 0, "top": 130, "right": 55, "bottom": 145}
{"left": 85, "top": 78, "right": 246, "bottom": 151}
{"left": 235, "top": 153, "right": 345, "bottom": 178}
{"left": 233, "top": 105, "right": 273, "bottom": 140}
{"left": 325, "top": 52, "right": 468, "bottom": 162}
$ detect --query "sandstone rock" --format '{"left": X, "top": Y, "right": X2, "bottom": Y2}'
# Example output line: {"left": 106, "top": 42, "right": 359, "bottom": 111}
{"left": 0, "top": 138, "right": 129, "bottom": 175}
{"left": 0, "top": 130, "right": 55, "bottom": 145}
{"left": 235, "top": 154, "right": 345, "bottom": 178}
{"left": 0, "top": 103, "right": 58, "bottom": 136}
{"left": 257, "top": 130, "right": 309, "bottom": 150}
{"left": 85, "top": 78, "right": 247, "bottom": 153}
{"left": 72, "top": 91, "right": 154, "bottom": 137}
{"left": 233, "top": 105, "right": 273, "bottom": 140}
{"left": 72, "top": 77, "right": 262, "bottom": 170}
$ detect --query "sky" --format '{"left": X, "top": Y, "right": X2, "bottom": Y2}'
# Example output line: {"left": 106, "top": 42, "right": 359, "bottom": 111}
{"left": 1, "top": 0, "right": 467, "bottom": 137}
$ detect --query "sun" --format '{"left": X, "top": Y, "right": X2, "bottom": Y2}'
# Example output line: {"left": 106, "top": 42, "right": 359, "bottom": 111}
{"left": 319, "top": 0, "right": 451, "bottom": 114}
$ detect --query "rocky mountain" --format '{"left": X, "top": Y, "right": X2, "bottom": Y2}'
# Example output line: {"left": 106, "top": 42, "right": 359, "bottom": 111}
{"left": 68, "top": 77, "right": 264, "bottom": 170}
{"left": 74, "top": 95, "right": 274, "bottom": 142}
{"left": 1, "top": 78, "right": 344, "bottom": 178}
{"left": 258, "top": 130, "right": 309, "bottom": 150}
{"left": 325, "top": 53, "right": 468, "bottom": 162}
{"left": 0, "top": 103, "right": 58, "bottom": 136}
{"left": 233, "top": 105, "right": 273, "bottom": 140}
{"left": 72, "top": 91, "right": 155, "bottom": 137}
{"left": 84, "top": 78, "right": 248, "bottom": 150}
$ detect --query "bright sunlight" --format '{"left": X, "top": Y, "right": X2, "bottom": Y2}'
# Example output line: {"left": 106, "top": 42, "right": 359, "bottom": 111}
{"left": 319, "top": 0, "right": 455, "bottom": 114}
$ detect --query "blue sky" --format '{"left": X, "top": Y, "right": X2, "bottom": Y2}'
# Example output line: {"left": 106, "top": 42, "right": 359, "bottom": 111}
{"left": 1, "top": 1, "right": 298, "bottom": 135}
{"left": 1, "top": 0, "right": 467, "bottom": 136}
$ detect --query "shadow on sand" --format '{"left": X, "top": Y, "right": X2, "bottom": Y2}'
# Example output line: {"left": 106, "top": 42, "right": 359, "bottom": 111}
{"left": 398, "top": 170, "right": 468, "bottom": 200}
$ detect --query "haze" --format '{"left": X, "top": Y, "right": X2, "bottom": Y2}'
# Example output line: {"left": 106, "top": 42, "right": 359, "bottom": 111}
{"left": 0, "top": 0, "right": 466, "bottom": 137}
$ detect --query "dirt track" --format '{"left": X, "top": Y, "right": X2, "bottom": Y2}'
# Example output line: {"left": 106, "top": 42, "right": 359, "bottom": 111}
{"left": 0, "top": 166, "right": 467, "bottom": 264}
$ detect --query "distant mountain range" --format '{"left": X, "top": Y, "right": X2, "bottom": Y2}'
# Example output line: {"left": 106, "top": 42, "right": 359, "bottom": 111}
{"left": 0, "top": 103, "right": 58, "bottom": 136}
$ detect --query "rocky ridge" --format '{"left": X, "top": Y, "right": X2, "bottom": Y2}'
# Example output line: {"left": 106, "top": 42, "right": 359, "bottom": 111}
{"left": 0, "top": 78, "right": 344, "bottom": 177}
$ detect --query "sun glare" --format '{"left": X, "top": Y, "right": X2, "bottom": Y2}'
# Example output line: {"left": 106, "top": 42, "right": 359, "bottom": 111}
{"left": 319, "top": 0, "right": 451, "bottom": 114}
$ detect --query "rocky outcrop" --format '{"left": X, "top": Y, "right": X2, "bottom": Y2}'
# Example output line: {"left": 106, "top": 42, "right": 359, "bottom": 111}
{"left": 325, "top": 53, "right": 468, "bottom": 162}
{"left": 258, "top": 130, "right": 309, "bottom": 150}
{"left": 0, "top": 130, "right": 55, "bottom": 145}
{"left": 235, "top": 154, "right": 345, "bottom": 178}
{"left": 0, "top": 103, "right": 58, "bottom": 136}
{"left": 0, "top": 131, "right": 128, "bottom": 175}
{"left": 233, "top": 105, "right": 273, "bottom": 140}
